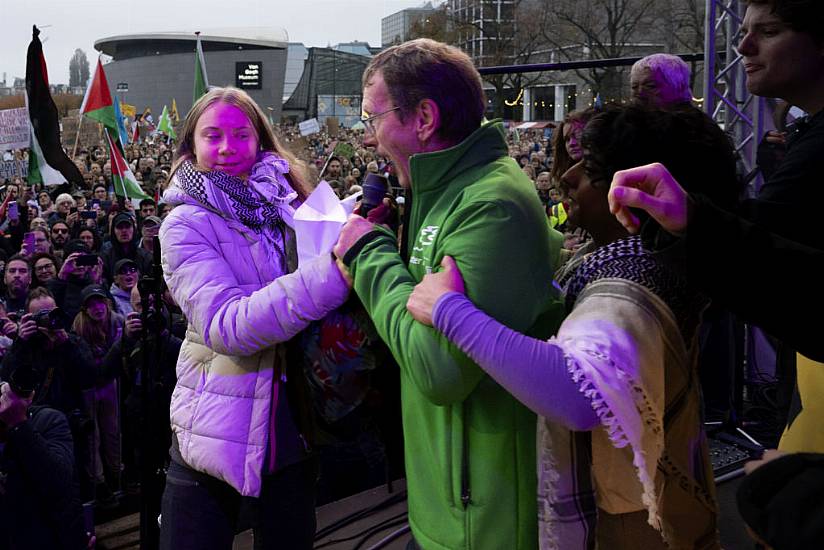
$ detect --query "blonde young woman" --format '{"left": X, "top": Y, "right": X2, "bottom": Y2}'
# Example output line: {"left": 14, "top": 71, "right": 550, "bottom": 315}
{"left": 158, "top": 87, "right": 349, "bottom": 549}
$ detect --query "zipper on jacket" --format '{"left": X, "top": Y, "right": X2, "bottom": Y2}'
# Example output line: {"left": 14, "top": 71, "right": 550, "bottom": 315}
{"left": 460, "top": 401, "right": 471, "bottom": 509}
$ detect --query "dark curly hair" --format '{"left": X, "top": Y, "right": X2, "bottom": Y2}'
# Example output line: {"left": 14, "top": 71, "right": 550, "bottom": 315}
{"left": 580, "top": 105, "right": 740, "bottom": 213}
{"left": 746, "top": 0, "right": 824, "bottom": 43}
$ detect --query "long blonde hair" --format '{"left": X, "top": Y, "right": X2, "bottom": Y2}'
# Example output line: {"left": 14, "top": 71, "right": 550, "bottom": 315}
{"left": 170, "top": 87, "right": 313, "bottom": 199}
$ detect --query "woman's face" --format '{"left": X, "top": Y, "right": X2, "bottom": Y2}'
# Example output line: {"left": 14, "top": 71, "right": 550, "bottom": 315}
{"left": 563, "top": 121, "right": 585, "bottom": 161}
{"left": 559, "top": 156, "right": 611, "bottom": 233}
{"left": 193, "top": 102, "right": 260, "bottom": 178}
{"left": 79, "top": 230, "right": 95, "bottom": 251}
{"left": 84, "top": 296, "right": 109, "bottom": 322}
{"left": 38, "top": 193, "right": 51, "bottom": 208}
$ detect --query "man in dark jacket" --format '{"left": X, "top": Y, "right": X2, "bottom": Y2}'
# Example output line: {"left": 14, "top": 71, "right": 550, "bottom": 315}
{"left": 99, "top": 212, "right": 152, "bottom": 282}
{"left": 102, "top": 283, "right": 180, "bottom": 547}
{"left": 0, "top": 383, "right": 90, "bottom": 550}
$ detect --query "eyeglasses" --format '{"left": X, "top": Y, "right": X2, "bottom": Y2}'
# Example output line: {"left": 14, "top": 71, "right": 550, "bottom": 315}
{"left": 35, "top": 264, "right": 55, "bottom": 272}
{"left": 52, "top": 228, "right": 69, "bottom": 234}
{"left": 118, "top": 266, "right": 138, "bottom": 275}
{"left": 361, "top": 107, "right": 400, "bottom": 134}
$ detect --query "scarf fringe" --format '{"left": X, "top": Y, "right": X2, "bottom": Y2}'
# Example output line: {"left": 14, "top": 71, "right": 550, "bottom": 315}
{"left": 558, "top": 338, "right": 666, "bottom": 535}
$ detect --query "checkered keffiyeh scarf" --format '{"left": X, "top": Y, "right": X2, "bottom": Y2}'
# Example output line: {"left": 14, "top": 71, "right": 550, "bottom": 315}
{"left": 169, "top": 153, "right": 298, "bottom": 252}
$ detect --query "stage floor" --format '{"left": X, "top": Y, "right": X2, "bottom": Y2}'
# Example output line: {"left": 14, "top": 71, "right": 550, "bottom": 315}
{"left": 95, "top": 477, "right": 752, "bottom": 549}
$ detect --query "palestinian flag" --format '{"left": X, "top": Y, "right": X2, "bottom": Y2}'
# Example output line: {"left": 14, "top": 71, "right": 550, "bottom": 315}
{"left": 105, "top": 129, "right": 150, "bottom": 200}
{"left": 80, "top": 58, "right": 118, "bottom": 131}
{"left": 26, "top": 25, "right": 82, "bottom": 191}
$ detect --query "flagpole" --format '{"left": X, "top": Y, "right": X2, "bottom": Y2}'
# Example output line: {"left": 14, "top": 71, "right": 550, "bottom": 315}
{"left": 71, "top": 114, "right": 83, "bottom": 159}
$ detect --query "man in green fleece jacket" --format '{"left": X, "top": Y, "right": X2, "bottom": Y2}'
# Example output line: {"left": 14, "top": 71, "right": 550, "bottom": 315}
{"left": 334, "top": 39, "right": 562, "bottom": 550}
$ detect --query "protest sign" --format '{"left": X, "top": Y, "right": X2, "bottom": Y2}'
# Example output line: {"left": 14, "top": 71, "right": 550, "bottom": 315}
{"left": 0, "top": 108, "right": 30, "bottom": 152}
{"left": 299, "top": 118, "right": 321, "bottom": 136}
{"left": 333, "top": 141, "right": 355, "bottom": 160}
{"left": 326, "top": 116, "right": 340, "bottom": 137}
{"left": 0, "top": 159, "right": 28, "bottom": 180}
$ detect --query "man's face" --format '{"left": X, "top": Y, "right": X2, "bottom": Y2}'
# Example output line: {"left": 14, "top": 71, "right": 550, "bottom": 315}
{"left": 50, "top": 223, "right": 69, "bottom": 246}
{"left": 114, "top": 221, "right": 134, "bottom": 243}
{"left": 115, "top": 264, "right": 139, "bottom": 291}
{"left": 535, "top": 172, "right": 551, "bottom": 191}
{"left": 90, "top": 163, "right": 101, "bottom": 176}
{"left": 56, "top": 198, "right": 73, "bottom": 214}
{"left": 5, "top": 260, "right": 31, "bottom": 294}
{"left": 27, "top": 296, "right": 56, "bottom": 316}
{"left": 38, "top": 193, "right": 51, "bottom": 208}
{"left": 142, "top": 222, "right": 160, "bottom": 240}
{"left": 140, "top": 204, "right": 156, "bottom": 218}
{"left": 739, "top": 4, "right": 824, "bottom": 99}
{"left": 361, "top": 72, "right": 418, "bottom": 189}
{"left": 103, "top": 163, "right": 112, "bottom": 177}
{"left": 327, "top": 160, "right": 341, "bottom": 177}
{"left": 32, "top": 230, "right": 50, "bottom": 254}
{"left": 631, "top": 66, "right": 690, "bottom": 107}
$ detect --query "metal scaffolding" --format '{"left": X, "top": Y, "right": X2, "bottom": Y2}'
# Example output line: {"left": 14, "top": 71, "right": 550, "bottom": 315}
{"left": 703, "top": 0, "right": 768, "bottom": 193}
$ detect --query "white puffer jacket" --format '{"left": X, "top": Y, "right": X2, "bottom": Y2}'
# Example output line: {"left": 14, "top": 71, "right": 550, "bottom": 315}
{"left": 159, "top": 183, "right": 349, "bottom": 497}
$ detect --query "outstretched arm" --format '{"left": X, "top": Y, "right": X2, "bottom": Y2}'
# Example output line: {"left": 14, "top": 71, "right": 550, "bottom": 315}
{"left": 408, "top": 257, "right": 598, "bottom": 430}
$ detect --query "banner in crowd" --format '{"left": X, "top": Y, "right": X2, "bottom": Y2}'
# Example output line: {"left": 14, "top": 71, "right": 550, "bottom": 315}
{"left": 120, "top": 102, "right": 136, "bottom": 118}
{"left": 299, "top": 118, "right": 321, "bottom": 136}
{"left": 0, "top": 159, "right": 28, "bottom": 180}
{"left": 317, "top": 95, "right": 361, "bottom": 128}
{"left": 333, "top": 141, "right": 355, "bottom": 161}
{"left": 0, "top": 108, "right": 30, "bottom": 152}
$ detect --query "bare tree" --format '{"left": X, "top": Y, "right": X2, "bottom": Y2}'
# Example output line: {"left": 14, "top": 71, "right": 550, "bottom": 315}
{"left": 409, "top": 0, "right": 550, "bottom": 117}
{"left": 667, "top": 0, "right": 705, "bottom": 89}
{"left": 536, "top": 0, "right": 667, "bottom": 100}
{"left": 408, "top": 4, "right": 457, "bottom": 44}
{"left": 68, "top": 49, "right": 90, "bottom": 88}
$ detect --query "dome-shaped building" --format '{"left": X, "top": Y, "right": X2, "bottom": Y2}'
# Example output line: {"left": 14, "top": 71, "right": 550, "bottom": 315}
{"left": 94, "top": 27, "right": 289, "bottom": 121}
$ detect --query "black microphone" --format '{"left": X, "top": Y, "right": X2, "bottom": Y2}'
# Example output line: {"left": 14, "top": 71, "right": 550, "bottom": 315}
{"left": 360, "top": 173, "right": 389, "bottom": 217}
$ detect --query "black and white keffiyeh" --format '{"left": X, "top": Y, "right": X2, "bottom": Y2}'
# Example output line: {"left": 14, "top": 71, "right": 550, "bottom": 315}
{"left": 170, "top": 152, "right": 298, "bottom": 250}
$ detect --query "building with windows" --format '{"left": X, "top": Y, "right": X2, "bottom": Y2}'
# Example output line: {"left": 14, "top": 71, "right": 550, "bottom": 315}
{"left": 282, "top": 47, "right": 371, "bottom": 126}
{"left": 382, "top": 2, "right": 438, "bottom": 46}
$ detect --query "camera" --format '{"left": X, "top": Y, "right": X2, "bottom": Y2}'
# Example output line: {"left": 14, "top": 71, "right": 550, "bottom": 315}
{"left": 80, "top": 210, "right": 98, "bottom": 220}
{"left": 31, "top": 308, "right": 68, "bottom": 331}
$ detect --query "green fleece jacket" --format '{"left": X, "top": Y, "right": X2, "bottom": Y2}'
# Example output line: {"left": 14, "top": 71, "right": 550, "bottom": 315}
{"left": 344, "top": 121, "right": 562, "bottom": 549}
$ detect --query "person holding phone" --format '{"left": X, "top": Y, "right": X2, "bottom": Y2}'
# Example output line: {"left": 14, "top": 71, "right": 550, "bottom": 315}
{"left": 46, "top": 241, "right": 100, "bottom": 324}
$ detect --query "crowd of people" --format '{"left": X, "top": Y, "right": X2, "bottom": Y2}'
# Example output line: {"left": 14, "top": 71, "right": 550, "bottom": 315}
{"left": 0, "top": 0, "right": 821, "bottom": 548}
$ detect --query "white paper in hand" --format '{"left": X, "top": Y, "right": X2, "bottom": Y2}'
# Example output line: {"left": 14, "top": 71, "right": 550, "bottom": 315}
{"left": 293, "top": 180, "right": 352, "bottom": 265}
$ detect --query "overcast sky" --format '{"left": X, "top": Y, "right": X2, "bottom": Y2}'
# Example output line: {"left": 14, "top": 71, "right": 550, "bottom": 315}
{"left": 2, "top": 0, "right": 439, "bottom": 86}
